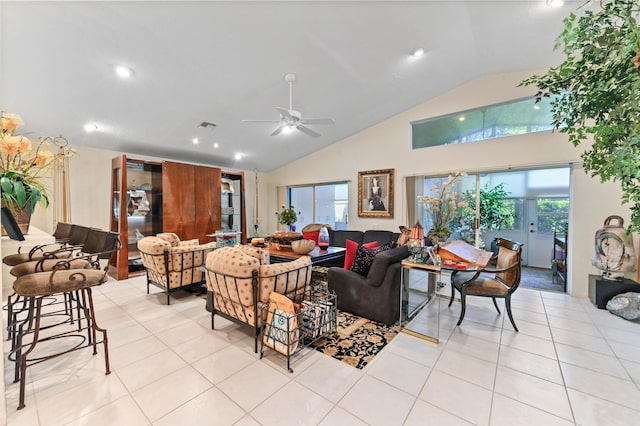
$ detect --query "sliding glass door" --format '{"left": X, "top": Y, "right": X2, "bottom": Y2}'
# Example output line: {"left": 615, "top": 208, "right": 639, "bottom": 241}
{"left": 288, "top": 182, "right": 349, "bottom": 231}
{"left": 416, "top": 167, "right": 570, "bottom": 268}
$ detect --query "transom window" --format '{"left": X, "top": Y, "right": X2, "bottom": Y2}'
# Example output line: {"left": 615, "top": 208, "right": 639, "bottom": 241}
{"left": 411, "top": 96, "right": 556, "bottom": 149}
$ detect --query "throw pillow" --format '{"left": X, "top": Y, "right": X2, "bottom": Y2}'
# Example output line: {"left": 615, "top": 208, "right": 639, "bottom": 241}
{"left": 396, "top": 226, "right": 411, "bottom": 246}
{"left": 302, "top": 231, "right": 320, "bottom": 244}
{"left": 350, "top": 243, "right": 391, "bottom": 276}
{"left": 344, "top": 239, "right": 378, "bottom": 269}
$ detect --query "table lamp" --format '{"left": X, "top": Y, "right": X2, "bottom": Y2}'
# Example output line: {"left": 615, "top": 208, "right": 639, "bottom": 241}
{"left": 407, "top": 221, "right": 424, "bottom": 262}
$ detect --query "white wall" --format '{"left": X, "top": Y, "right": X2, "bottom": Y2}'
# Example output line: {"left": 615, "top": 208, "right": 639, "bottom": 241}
{"left": 27, "top": 70, "right": 633, "bottom": 298}
{"left": 31, "top": 145, "right": 259, "bottom": 239}
{"left": 266, "top": 70, "right": 633, "bottom": 298}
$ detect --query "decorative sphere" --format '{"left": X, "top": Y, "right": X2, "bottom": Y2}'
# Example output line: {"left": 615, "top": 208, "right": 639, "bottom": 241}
{"left": 291, "top": 239, "right": 316, "bottom": 255}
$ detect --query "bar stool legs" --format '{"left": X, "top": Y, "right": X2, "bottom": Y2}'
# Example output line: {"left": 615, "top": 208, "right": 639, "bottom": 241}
{"left": 11, "top": 287, "right": 110, "bottom": 410}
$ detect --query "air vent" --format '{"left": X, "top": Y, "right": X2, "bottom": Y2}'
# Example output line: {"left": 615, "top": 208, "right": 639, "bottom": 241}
{"left": 199, "top": 121, "right": 216, "bottom": 128}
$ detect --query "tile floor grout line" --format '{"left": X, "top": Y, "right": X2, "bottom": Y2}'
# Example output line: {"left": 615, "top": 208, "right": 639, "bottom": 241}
{"left": 544, "top": 292, "right": 578, "bottom": 425}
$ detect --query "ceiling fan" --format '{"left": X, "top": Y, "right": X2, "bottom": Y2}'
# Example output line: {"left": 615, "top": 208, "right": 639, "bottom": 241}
{"left": 243, "top": 73, "right": 334, "bottom": 137}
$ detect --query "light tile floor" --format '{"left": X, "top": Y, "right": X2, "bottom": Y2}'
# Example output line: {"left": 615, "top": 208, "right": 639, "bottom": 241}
{"left": 3, "top": 274, "right": 640, "bottom": 425}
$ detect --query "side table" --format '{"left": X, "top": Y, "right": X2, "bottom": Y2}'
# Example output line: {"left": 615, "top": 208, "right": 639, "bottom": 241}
{"left": 399, "top": 260, "right": 450, "bottom": 343}
{"left": 588, "top": 274, "right": 640, "bottom": 309}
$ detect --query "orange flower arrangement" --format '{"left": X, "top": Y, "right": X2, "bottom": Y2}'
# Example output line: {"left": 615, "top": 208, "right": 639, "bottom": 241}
{"left": 0, "top": 112, "right": 58, "bottom": 212}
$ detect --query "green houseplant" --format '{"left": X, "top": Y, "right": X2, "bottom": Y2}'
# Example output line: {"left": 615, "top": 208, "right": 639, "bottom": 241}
{"left": 521, "top": 0, "right": 640, "bottom": 232}
{"left": 453, "top": 183, "right": 514, "bottom": 245}
{"left": 276, "top": 204, "right": 300, "bottom": 231}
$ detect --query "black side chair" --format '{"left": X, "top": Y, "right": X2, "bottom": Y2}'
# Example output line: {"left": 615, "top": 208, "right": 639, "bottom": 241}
{"left": 448, "top": 238, "right": 524, "bottom": 331}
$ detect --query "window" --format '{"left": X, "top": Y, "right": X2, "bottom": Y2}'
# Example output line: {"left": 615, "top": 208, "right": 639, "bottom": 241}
{"left": 289, "top": 182, "right": 349, "bottom": 231}
{"left": 537, "top": 197, "right": 569, "bottom": 234}
{"left": 411, "top": 96, "right": 556, "bottom": 149}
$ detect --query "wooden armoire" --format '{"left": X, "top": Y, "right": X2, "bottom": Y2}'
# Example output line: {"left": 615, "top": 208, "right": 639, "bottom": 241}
{"left": 109, "top": 155, "right": 243, "bottom": 280}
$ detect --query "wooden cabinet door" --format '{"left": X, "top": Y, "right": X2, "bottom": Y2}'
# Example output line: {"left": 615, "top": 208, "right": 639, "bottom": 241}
{"left": 195, "top": 166, "right": 221, "bottom": 243}
{"left": 109, "top": 155, "right": 129, "bottom": 280}
{"left": 162, "top": 161, "right": 196, "bottom": 240}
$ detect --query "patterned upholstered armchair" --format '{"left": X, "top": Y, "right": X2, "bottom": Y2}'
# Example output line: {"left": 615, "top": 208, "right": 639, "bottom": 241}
{"left": 204, "top": 245, "right": 311, "bottom": 352}
{"left": 137, "top": 233, "right": 217, "bottom": 304}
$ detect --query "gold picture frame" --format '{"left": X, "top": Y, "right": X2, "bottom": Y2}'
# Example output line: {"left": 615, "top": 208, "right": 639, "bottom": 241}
{"left": 358, "top": 168, "right": 394, "bottom": 218}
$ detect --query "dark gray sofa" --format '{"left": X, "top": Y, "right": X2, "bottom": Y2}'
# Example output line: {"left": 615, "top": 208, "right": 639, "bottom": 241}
{"left": 328, "top": 245, "right": 410, "bottom": 325}
{"left": 329, "top": 229, "right": 400, "bottom": 248}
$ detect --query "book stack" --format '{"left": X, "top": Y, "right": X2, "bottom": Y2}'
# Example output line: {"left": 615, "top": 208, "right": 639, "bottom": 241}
{"left": 300, "top": 299, "right": 334, "bottom": 340}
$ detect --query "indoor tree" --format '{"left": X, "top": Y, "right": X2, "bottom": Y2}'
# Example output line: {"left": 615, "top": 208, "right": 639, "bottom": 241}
{"left": 521, "top": 0, "right": 640, "bottom": 232}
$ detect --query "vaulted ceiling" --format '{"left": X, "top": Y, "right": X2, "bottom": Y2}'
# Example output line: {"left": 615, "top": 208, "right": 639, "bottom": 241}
{"left": 1, "top": 1, "right": 579, "bottom": 171}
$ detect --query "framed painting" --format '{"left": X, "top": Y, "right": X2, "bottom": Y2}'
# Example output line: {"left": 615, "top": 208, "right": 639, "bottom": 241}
{"left": 358, "top": 168, "right": 394, "bottom": 218}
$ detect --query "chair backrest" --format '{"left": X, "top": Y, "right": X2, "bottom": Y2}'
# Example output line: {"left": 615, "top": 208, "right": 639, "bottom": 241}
{"left": 494, "top": 237, "right": 523, "bottom": 288}
{"left": 82, "top": 229, "right": 121, "bottom": 259}
{"left": 53, "top": 222, "right": 73, "bottom": 240}
{"left": 68, "top": 224, "right": 91, "bottom": 246}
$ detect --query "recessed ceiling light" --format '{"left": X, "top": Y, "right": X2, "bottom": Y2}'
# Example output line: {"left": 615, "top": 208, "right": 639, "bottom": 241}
{"left": 213, "top": 143, "right": 219, "bottom": 148}
{"left": 114, "top": 65, "right": 133, "bottom": 78}
{"left": 546, "top": 0, "right": 564, "bottom": 7}
{"left": 458, "top": 116, "right": 465, "bottom": 122}
{"left": 192, "top": 138, "right": 199, "bottom": 144}
{"left": 411, "top": 47, "right": 425, "bottom": 57}
{"left": 83, "top": 123, "right": 98, "bottom": 132}
{"left": 234, "top": 153, "right": 242, "bottom": 160}
{"left": 533, "top": 104, "right": 541, "bottom": 110}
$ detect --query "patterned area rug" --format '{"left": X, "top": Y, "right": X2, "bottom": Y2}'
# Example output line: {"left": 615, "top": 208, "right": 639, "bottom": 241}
{"left": 311, "top": 310, "right": 401, "bottom": 369}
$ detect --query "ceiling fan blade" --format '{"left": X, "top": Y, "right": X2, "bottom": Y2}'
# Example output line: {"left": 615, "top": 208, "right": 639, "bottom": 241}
{"left": 300, "top": 118, "right": 335, "bottom": 125}
{"left": 296, "top": 124, "right": 321, "bottom": 138}
{"left": 275, "top": 107, "right": 292, "bottom": 119}
{"left": 242, "top": 119, "right": 282, "bottom": 123}
{"left": 270, "top": 125, "right": 285, "bottom": 136}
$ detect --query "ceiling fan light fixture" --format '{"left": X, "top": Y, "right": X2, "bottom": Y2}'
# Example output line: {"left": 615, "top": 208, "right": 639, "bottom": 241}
{"left": 192, "top": 138, "right": 199, "bottom": 144}
{"left": 282, "top": 125, "right": 294, "bottom": 134}
{"left": 114, "top": 65, "right": 133, "bottom": 79}
{"left": 83, "top": 123, "right": 99, "bottom": 132}
{"left": 546, "top": 0, "right": 564, "bottom": 7}
{"left": 411, "top": 47, "right": 425, "bottom": 57}
{"left": 213, "top": 142, "right": 219, "bottom": 148}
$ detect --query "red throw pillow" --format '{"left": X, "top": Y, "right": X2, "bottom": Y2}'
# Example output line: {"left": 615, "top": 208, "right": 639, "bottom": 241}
{"left": 302, "top": 231, "right": 320, "bottom": 244}
{"left": 344, "top": 240, "right": 378, "bottom": 269}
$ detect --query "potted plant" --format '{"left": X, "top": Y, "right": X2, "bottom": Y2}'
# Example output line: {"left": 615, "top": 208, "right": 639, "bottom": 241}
{"left": 0, "top": 112, "right": 56, "bottom": 233}
{"left": 417, "top": 172, "right": 470, "bottom": 245}
{"left": 452, "top": 183, "right": 514, "bottom": 246}
{"left": 521, "top": 0, "right": 640, "bottom": 232}
{"left": 276, "top": 204, "right": 300, "bottom": 232}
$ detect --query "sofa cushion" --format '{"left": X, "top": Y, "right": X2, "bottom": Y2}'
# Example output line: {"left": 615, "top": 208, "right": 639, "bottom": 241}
{"left": 236, "top": 244, "right": 270, "bottom": 265}
{"left": 302, "top": 231, "right": 319, "bottom": 244}
{"left": 258, "top": 256, "right": 311, "bottom": 303}
{"left": 344, "top": 240, "right": 378, "bottom": 270}
{"left": 350, "top": 243, "right": 391, "bottom": 276}
{"left": 362, "top": 230, "right": 395, "bottom": 246}
{"left": 137, "top": 236, "right": 172, "bottom": 274}
{"left": 156, "top": 232, "right": 181, "bottom": 247}
{"left": 205, "top": 246, "right": 259, "bottom": 306}
{"left": 330, "top": 230, "right": 363, "bottom": 248}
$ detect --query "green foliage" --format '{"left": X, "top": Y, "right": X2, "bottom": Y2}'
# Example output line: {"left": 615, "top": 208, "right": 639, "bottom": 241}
{"left": 521, "top": 0, "right": 640, "bottom": 232}
{"left": 458, "top": 183, "right": 514, "bottom": 231}
{"left": 277, "top": 205, "right": 299, "bottom": 226}
{"left": 0, "top": 170, "right": 48, "bottom": 212}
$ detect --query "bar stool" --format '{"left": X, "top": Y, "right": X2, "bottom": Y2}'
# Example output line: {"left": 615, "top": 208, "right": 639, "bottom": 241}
{"left": 9, "top": 266, "right": 111, "bottom": 410}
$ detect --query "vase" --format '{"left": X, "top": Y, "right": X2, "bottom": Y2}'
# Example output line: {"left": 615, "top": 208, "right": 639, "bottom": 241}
{"left": 427, "top": 228, "right": 450, "bottom": 247}
{"left": 1, "top": 202, "right": 32, "bottom": 236}
{"left": 592, "top": 215, "right": 636, "bottom": 280}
